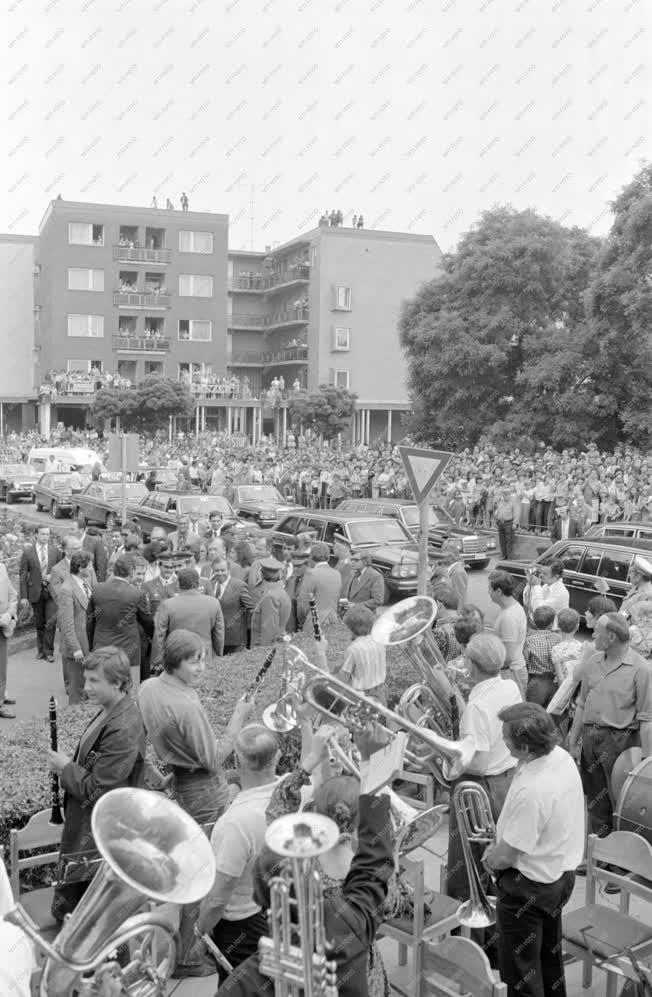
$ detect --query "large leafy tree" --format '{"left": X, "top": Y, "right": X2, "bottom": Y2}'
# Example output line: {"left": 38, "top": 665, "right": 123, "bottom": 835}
{"left": 583, "top": 164, "right": 652, "bottom": 448}
{"left": 399, "top": 207, "right": 601, "bottom": 448}
{"left": 287, "top": 385, "right": 357, "bottom": 440}
{"left": 91, "top": 376, "right": 194, "bottom": 431}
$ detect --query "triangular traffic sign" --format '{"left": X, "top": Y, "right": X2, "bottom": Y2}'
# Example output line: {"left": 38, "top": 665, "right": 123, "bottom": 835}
{"left": 398, "top": 446, "right": 454, "bottom": 504}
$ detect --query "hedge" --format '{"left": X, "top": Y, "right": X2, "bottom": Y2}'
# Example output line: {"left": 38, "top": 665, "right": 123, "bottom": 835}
{"left": 0, "top": 621, "right": 420, "bottom": 852}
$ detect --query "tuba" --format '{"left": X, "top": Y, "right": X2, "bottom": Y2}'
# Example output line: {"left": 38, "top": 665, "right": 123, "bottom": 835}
{"left": 7, "top": 787, "right": 216, "bottom": 997}
{"left": 293, "top": 645, "right": 475, "bottom": 785}
{"left": 452, "top": 781, "right": 497, "bottom": 928}
{"left": 259, "top": 812, "right": 340, "bottom": 996}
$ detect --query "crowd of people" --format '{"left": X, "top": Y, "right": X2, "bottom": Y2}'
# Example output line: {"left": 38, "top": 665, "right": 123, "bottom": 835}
{"left": 1, "top": 424, "right": 652, "bottom": 995}
{"left": 317, "top": 209, "right": 365, "bottom": 228}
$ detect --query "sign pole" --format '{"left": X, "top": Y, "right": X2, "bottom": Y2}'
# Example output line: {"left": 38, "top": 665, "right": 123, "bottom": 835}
{"left": 417, "top": 497, "right": 430, "bottom": 596}
{"left": 120, "top": 432, "right": 127, "bottom": 526}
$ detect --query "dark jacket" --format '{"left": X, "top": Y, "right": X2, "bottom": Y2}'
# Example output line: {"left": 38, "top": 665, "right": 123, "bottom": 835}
{"left": 87, "top": 578, "right": 153, "bottom": 669}
{"left": 19, "top": 543, "right": 62, "bottom": 603}
{"left": 550, "top": 517, "right": 583, "bottom": 542}
{"left": 83, "top": 531, "right": 108, "bottom": 582}
{"left": 346, "top": 566, "right": 385, "bottom": 612}
{"left": 52, "top": 696, "right": 146, "bottom": 918}
{"left": 220, "top": 795, "right": 393, "bottom": 997}
{"left": 217, "top": 575, "right": 254, "bottom": 648}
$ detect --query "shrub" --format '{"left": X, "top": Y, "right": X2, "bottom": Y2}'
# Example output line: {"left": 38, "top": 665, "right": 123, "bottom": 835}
{"left": 0, "top": 621, "right": 420, "bottom": 851}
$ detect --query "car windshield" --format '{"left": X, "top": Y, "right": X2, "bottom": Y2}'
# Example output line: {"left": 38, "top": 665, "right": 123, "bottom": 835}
{"left": 103, "top": 483, "right": 148, "bottom": 500}
{"left": 348, "top": 519, "right": 412, "bottom": 546}
{"left": 50, "top": 474, "right": 91, "bottom": 490}
{"left": 402, "top": 505, "right": 453, "bottom": 528}
{"left": 237, "top": 486, "right": 283, "bottom": 503}
{"left": 177, "top": 495, "right": 234, "bottom": 515}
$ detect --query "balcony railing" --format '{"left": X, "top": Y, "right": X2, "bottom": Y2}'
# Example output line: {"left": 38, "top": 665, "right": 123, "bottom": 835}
{"left": 113, "top": 245, "right": 171, "bottom": 264}
{"left": 263, "top": 306, "right": 309, "bottom": 330}
{"left": 189, "top": 381, "right": 257, "bottom": 400}
{"left": 228, "top": 265, "right": 310, "bottom": 293}
{"left": 227, "top": 313, "right": 267, "bottom": 330}
{"left": 227, "top": 352, "right": 265, "bottom": 366}
{"left": 228, "top": 348, "right": 308, "bottom": 366}
{"left": 114, "top": 291, "right": 171, "bottom": 308}
{"left": 113, "top": 335, "right": 171, "bottom": 352}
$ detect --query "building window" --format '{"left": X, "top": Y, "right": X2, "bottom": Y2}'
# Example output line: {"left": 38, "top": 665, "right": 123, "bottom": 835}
{"left": 335, "top": 370, "right": 350, "bottom": 389}
{"left": 68, "top": 223, "right": 104, "bottom": 246}
{"left": 179, "top": 230, "right": 213, "bottom": 254}
{"left": 333, "top": 327, "right": 350, "bottom": 351}
{"left": 68, "top": 314, "right": 104, "bottom": 338}
{"left": 179, "top": 274, "right": 213, "bottom": 297}
{"left": 68, "top": 268, "right": 104, "bottom": 291}
{"left": 333, "top": 285, "right": 352, "bottom": 310}
{"left": 67, "top": 359, "right": 102, "bottom": 372}
{"left": 179, "top": 362, "right": 213, "bottom": 381}
{"left": 178, "top": 319, "right": 212, "bottom": 342}
{"left": 118, "top": 315, "right": 138, "bottom": 335}
{"left": 145, "top": 361, "right": 164, "bottom": 376}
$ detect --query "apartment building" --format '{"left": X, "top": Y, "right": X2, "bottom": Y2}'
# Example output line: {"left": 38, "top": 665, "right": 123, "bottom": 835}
{"left": 228, "top": 224, "right": 442, "bottom": 442}
{"left": 34, "top": 199, "right": 228, "bottom": 429}
{"left": 0, "top": 200, "right": 442, "bottom": 443}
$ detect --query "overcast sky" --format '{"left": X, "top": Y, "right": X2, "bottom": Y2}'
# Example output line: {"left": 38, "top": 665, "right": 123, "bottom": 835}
{"left": 3, "top": 0, "right": 650, "bottom": 252}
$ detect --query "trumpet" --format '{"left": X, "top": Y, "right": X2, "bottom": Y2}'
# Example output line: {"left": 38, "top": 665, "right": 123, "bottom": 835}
{"left": 259, "top": 812, "right": 340, "bottom": 996}
{"left": 290, "top": 645, "right": 475, "bottom": 785}
{"left": 452, "top": 781, "right": 497, "bottom": 928}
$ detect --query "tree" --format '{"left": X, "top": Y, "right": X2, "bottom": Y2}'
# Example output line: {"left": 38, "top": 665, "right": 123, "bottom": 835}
{"left": 91, "top": 376, "right": 194, "bottom": 431}
{"left": 399, "top": 206, "right": 602, "bottom": 448}
{"left": 287, "top": 385, "right": 357, "bottom": 440}
{"left": 583, "top": 163, "right": 652, "bottom": 448}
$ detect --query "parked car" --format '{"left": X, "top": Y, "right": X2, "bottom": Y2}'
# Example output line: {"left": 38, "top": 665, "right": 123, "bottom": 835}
{"left": 74, "top": 481, "right": 149, "bottom": 529}
{"left": 270, "top": 511, "right": 438, "bottom": 600}
{"left": 495, "top": 538, "right": 639, "bottom": 618}
{"left": 230, "top": 484, "right": 303, "bottom": 528}
{"left": 128, "top": 491, "right": 246, "bottom": 541}
{"left": 337, "top": 498, "right": 496, "bottom": 568}
{"left": 0, "top": 463, "right": 40, "bottom": 504}
{"left": 584, "top": 521, "right": 652, "bottom": 550}
{"left": 33, "top": 472, "right": 91, "bottom": 518}
{"left": 135, "top": 467, "right": 180, "bottom": 490}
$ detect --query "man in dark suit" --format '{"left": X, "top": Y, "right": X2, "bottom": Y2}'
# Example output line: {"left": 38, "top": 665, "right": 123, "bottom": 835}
{"left": 212, "top": 559, "right": 253, "bottom": 653}
{"left": 297, "top": 540, "right": 341, "bottom": 631}
{"left": 19, "top": 525, "right": 62, "bottom": 661}
{"left": 142, "top": 550, "right": 184, "bottom": 618}
{"left": 251, "top": 559, "right": 291, "bottom": 647}
{"left": 68, "top": 521, "right": 108, "bottom": 582}
{"left": 87, "top": 554, "right": 153, "bottom": 688}
{"left": 57, "top": 550, "right": 93, "bottom": 704}
{"left": 343, "top": 552, "right": 385, "bottom": 613}
{"left": 151, "top": 568, "right": 224, "bottom": 668}
{"left": 550, "top": 504, "right": 583, "bottom": 543}
{"left": 284, "top": 550, "right": 310, "bottom": 633}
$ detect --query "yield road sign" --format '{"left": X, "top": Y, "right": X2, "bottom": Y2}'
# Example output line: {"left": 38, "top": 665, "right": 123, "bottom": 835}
{"left": 398, "top": 446, "right": 453, "bottom": 504}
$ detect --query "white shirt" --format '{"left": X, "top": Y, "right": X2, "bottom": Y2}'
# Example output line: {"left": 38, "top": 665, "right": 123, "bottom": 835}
{"left": 460, "top": 677, "right": 521, "bottom": 776}
{"left": 523, "top": 578, "right": 570, "bottom": 628}
{"left": 496, "top": 745, "right": 585, "bottom": 882}
{"left": 495, "top": 602, "right": 527, "bottom": 670}
{"left": 209, "top": 779, "right": 279, "bottom": 919}
{"left": 0, "top": 863, "right": 34, "bottom": 997}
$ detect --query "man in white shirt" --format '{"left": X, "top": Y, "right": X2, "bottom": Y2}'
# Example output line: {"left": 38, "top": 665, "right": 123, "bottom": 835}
{"left": 522, "top": 559, "right": 569, "bottom": 628}
{"left": 446, "top": 634, "right": 521, "bottom": 914}
{"left": 489, "top": 570, "right": 527, "bottom": 697}
{"left": 485, "top": 703, "right": 584, "bottom": 997}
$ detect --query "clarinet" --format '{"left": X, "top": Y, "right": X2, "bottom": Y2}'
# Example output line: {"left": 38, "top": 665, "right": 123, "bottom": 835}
{"left": 450, "top": 693, "right": 460, "bottom": 741}
{"left": 49, "top": 696, "right": 64, "bottom": 826}
{"left": 243, "top": 647, "right": 277, "bottom": 702}
{"left": 309, "top": 594, "right": 322, "bottom": 642}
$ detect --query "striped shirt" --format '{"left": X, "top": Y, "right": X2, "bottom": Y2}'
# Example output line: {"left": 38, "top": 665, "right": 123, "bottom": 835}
{"left": 340, "top": 635, "right": 386, "bottom": 691}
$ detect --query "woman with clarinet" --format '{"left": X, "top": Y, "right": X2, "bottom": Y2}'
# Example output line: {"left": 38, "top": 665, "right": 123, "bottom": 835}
{"left": 47, "top": 646, "right": 146, "bottom": 924}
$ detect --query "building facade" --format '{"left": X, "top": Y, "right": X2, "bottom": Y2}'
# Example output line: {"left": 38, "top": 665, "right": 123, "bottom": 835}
{"left": 0, "top": 201, "right": 442, "bottom": 444}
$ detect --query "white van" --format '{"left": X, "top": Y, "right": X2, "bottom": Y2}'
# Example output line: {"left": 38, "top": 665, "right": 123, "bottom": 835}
{"left": 26, "top": 448, "right": 105, "bottom": 475}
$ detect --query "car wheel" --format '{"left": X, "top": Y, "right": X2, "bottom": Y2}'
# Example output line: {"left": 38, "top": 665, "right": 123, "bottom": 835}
{"left": 5, "top": 492, "right": 13, "bottom": 505}
{"left": 35, "top": 500, "right": 43, "bottom": 512}
{"left": 105, "top": 511, "right": 116, "bottom": 531}
{"left": 471, "top": 560, "right": 489, "bottom": 570}
{"left": 52, "top": 501, "right": 61, "bottom": 519}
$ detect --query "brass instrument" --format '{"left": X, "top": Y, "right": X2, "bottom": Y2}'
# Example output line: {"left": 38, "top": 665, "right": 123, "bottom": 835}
{"left": 291, "top": 645, "right": 475, "bottom": 785}
{"left": 7, "top": 787, "right": 216, "bottom": 996}
{"left": 452, "top": 781, "right": 497, "bottom": 928}
{"left": 259, "top": 812, "right": 340, "bottom": 996}
{"left": 263, "top": 635, "right": 306, "bottom": 733}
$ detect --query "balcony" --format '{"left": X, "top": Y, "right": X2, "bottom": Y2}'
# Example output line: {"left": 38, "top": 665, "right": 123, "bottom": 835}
{"left": 228, "top": 347, "right": 308, "bottom": 368}
{"left": 113, "top": 335, "right": 171, "bottom": 352}
{"left": 114, "top": 291, "right": 171, "bottom": 309}
{"left": 228, "top": 313, "right": 267, "bottom": 331}
{"left": 228, "top": 265, "right": 310, "bottom": 294}
{"left": 113, "top": 245, "right": 171, "bottom": 265}
{"left": 227, "top": 352, "right": 265, "bottom": 367}
{"left": 263, "top": 306, "right": 309, "bottom": 331}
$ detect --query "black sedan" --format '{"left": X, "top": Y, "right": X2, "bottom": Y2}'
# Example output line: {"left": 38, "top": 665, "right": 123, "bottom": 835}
{"left": 127, "top": 491, "right": 246, "bottom": 540}
{"left": 74, "top": 481, "right": 149, "bottom": 529}
{"left": 0, "top": 463, "right": 40, "bottom": 503}
{"left": 230, "top": 484, "right": 303, "bottom": 528}
{"left": 33, "top": 472, "right": 91, "bottom": 518}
